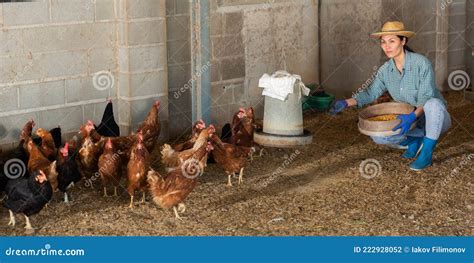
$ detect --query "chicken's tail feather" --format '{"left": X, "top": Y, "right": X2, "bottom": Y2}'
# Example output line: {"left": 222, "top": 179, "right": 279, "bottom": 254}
{"left": 146, "top": 169, "right": 165, "bottom": 202}
{"left": 160, "top": 144, "right": 174, "bottom": 160}
{"left": 221, "top": 123, "right": 232, "bottom": 141}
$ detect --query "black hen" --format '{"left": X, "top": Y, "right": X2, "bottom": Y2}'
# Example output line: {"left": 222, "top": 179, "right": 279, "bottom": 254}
{"left": 56, "top": 143, "right": 81, "bottom": 202}
{"left": 95, "top": 100, "right": 120, "bottom": 137}
{"left": 49, "top": 126, "right": 62, "bottom": 149}
{"left": 3, "top": 171, "right": 52, "bottom": 230}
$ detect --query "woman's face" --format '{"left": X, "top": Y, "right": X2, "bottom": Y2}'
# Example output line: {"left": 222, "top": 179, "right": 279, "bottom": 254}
{"left": 380, "top": 35, "right": 405, "bottom": 58}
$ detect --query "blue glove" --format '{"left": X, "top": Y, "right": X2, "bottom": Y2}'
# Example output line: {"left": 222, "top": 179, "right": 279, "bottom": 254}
{"left": 329, "top": 100, "right": 348, "bottom": 115}
{"left": 392, "top": 112, "right": 416, "bottom": 135}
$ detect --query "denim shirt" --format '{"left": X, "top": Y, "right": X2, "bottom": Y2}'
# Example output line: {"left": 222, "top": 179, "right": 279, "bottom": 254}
{"left": 354, "top": 51, "right": 446, "bottom": 108}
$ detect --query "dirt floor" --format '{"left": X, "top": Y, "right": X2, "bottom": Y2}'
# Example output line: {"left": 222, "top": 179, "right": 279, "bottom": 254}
{"left": 1, "top": 92, "right": 473, "bottom": 236}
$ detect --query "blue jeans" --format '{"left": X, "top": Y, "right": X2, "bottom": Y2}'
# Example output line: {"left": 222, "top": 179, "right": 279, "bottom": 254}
{"left": 370, "top": 98, "right": 452, "bottom": 147}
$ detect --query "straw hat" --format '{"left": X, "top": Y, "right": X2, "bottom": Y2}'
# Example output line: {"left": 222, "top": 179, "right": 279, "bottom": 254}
{"left": 370, "top": 21, "right": 415, "bottom": 39}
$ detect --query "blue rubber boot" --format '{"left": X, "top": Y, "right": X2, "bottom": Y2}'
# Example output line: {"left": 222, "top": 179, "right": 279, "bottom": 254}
{"left": 400, "top": 136, "right": 423, "bottom": 159}
{"left": 410, "top": 137, "right": 437, "bottom": 171}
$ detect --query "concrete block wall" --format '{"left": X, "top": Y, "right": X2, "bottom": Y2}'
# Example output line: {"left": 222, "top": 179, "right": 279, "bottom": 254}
{"left": 116, "top": 0, "right": 168, "bottom": 138}
{"left": 447, "top": 0, "right": 468, "bottom": 73}
{"left": 209, "top": 1, "right": 246, "bottom": 127}
{"left": 166, "top": 0, "right": 193, "bottom": 140}
{"left": 0, "top": 0, "right": 117, "bottom": 147}
{"left": 0, "top": 0, "right": 169, "bottom": 148}
{"left": 320, "top": 0, "right": 383, "bottom": 98}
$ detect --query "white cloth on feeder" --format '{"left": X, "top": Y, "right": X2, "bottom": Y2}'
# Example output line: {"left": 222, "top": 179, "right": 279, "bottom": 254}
{"left": 259, "top": 70, "right": 310, "bottom": 101}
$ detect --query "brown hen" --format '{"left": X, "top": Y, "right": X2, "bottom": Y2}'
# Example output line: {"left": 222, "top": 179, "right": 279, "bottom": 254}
{"left": 98, "top": 138, "right": 122, "bottom": 197}
{"left": 210, "top": 134, "right": 252, "bottom": 187}
{"left": 77, "top": 121, "right": 103, "bottom": 183}
{"left": 161, "top": 126, "right": 215, "bottom": 172}
{"left": 137, "top": 100, "right": 161, "bottom": 153}
{"left": 127, "top": 131, "right": 149, "bottom": 208}
{"left": 26, "top": 139, "right": 58, "bottom": 191}
{"left": 36, "top": 128, "right": 57, "bottom": 161}
{"left": 171, "top": 119, "right": 206, "bottom": 152}
{"left": 147, "top": 141, "right": 213, "bottom": 220}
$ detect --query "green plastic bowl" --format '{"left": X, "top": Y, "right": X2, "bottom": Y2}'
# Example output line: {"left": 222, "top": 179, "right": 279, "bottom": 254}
{"left": 303, "top": 91, "right": 335, "bottom": 111}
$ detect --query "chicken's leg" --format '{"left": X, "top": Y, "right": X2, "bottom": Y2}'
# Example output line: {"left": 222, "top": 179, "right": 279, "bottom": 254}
{"left": 140, "top": 192, "right": 146, "bottom": 203}
{"left": 103, "top": 187, "right": 108, "bottom": 197}
{"left": 249, "top": 147, "right": 258, "bottom": 161}
{"left": 64, "top": 192, "right": 69, "bottom": 203}
{"left": 24, "top": 215, "right": 33, "bottom": 230}
{"left": 238, "top": 168, "right": 244, "bottom": 185}
{"left": 8, "top": 210, "right": 15, "bottom": 227}
{"left": 173, "top": 206, "right": 183, "bottom": 221}
{"left": 227, "top": 173, "right": 234, "bottom": 187}
{"left": 113, "top": 187, "right": 118, "bottom": 197}
{"left": 129, "top": 195, "right": 134, "bottom": 208}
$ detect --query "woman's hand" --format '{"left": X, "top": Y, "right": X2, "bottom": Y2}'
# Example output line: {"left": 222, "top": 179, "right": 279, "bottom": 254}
{"left": 329, "top": 98, "right": 357, "bottom": 115}
{"left": 392, "top": 111, "right": 416, "bottom": 135}
{"left": 329, "top": 100, "right": 348, "bottom": 115}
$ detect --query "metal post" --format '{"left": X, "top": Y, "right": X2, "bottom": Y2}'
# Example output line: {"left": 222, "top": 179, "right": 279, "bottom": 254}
{"left": 191, "top": 0, "right": 211, "bottom": 124}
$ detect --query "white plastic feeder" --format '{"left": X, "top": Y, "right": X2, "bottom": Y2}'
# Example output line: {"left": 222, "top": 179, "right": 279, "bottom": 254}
{"left": 254, "top": 73, "right": 312, "bottom": 147}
